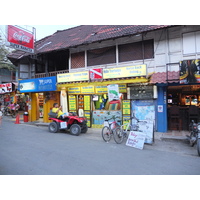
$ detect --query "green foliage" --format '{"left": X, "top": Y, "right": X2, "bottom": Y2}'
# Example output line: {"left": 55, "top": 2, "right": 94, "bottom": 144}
{"left": 0, "top": 34, "right": 16, "bottom": 71}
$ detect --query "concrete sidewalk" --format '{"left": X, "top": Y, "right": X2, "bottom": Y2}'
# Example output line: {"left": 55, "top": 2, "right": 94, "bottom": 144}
{"left": 8, "top": 114, "right": 189, "bottom": 142}
{"left": 25, "top": 121, "right": 190, "bottom": 142}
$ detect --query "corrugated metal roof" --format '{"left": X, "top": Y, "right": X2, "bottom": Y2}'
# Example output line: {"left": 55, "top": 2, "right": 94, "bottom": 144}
{"left": 7, "top": 25, "right": 173, "bottom": 60}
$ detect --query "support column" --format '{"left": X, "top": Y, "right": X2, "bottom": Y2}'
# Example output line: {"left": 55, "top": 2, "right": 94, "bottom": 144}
{"left": 157, "top": 85, "right": 168, "bottom": 132}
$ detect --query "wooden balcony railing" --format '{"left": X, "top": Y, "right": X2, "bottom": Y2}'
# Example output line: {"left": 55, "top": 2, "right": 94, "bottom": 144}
{"left": 35, "top": 70, "right": 69, "bottom": 78}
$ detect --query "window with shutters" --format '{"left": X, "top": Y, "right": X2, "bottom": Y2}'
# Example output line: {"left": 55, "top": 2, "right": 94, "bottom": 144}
{"left": 87, "top": 46, "right": 116, "bottom": 66}
{"left": 118, "top": 39, "right": 154, "bottom": 62}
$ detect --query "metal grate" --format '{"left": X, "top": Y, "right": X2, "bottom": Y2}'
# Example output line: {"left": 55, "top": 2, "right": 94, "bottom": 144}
{"left": 71, "top": 52, "right": 85, "bottom": 69}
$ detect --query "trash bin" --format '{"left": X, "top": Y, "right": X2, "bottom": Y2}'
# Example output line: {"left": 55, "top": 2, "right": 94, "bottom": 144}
{"left": 23, "top": 112, "right": 28, "bottom": 122}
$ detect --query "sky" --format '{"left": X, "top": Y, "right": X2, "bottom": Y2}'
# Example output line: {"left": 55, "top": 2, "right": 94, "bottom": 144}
{"left": 0, "top": 25, "right": 78, "bottom": 41}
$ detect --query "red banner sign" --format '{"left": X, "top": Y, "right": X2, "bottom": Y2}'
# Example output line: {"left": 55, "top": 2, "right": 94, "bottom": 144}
{"left": 0, "top": 83, "right": 12, "bottom": 94}
{"left": 7, "top": 25, "right": 34, "bottom": 53}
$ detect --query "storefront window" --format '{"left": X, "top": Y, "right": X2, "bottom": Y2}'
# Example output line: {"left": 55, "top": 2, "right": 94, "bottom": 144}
{"left": 92, "top": 94, "right": 122, "bottom": 110}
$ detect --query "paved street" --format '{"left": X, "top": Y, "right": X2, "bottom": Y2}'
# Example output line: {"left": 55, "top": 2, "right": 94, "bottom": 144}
{"left": 0, "top": 116, "right": 199, "bottom": 175}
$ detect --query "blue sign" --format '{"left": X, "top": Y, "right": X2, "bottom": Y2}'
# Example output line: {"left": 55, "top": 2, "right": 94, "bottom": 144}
{"left": 19, "top": 76, "right": 57, "bottom": 92}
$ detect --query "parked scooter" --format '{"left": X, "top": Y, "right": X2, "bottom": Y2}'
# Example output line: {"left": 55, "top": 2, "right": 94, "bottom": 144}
{"left": 187, "top": 120, "right": 200, "bottom": 156}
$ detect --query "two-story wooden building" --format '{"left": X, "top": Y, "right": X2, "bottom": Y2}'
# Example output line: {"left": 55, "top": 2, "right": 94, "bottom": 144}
{"left": 7, "top": 25, "right": 200, "bottom": 135}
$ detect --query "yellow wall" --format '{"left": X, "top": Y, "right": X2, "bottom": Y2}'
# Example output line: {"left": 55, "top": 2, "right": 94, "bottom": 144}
{"left": 43, "top": 92, "right": 60, "bottom": 123}
{"left": 29, "top": 92, "right": 60, "bottom": 123}
{"left": 30, "top": 93, "right": 38, "bottom": 122}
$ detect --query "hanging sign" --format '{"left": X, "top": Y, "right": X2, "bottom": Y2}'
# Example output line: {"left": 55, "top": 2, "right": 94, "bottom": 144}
{"left": 7, "top": 25, "right": 34, "bottom": 53}
{"left": 107, "top": 84, "right": 119, "bottom": 101}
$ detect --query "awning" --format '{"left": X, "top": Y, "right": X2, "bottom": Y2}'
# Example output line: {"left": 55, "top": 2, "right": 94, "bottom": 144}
{"left": 150, "top": 71, "right": 179, "bottom": 84}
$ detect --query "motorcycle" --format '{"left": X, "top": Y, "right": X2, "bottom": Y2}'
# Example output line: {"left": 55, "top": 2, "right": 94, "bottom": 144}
{"left": 2, "top": 106, "right": 18, "bottom": 118}
{"left": 48, "top": 112, "right": 88, "bottom": 136}
{"left": 187, "top": 120, "right": 200, "bottom": 156}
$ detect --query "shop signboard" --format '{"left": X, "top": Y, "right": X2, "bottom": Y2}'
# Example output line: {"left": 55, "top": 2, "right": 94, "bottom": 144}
{"left": 68, "top": 87, "right": 81, "bottom": 94}
{"left": 84, "top": 95, "right": 91, "bottom": 110}
{"left": 180, "top": 59, "right": 200, "bottom": 84}
{"left": 81, "top": 86, "right": 95, "bottom": 94}
{"left": 122, "top": 100, "right": 130, "bottom": 115}
{"left": 95, "top": 84, "right": 127, "bottom": 94}
{"left": 0, "top": 83, "right": 12, "bottom": 94}
{"left": 128, "top": 85, "right": 153, "bottom": 100}
{"left": 7, "top": 25, "right": 34, "bottom": 53}
{"left": 57, "top": 71, "right": 89, "bottom": 83}
{"left": 19, "top": 76, "right": 56, "bottom": 92}
{"left": 103, "top": 65, "right": 146, "bottom": 79}
{"left": 68, "top": 95, "right": 77, "bottom": 110}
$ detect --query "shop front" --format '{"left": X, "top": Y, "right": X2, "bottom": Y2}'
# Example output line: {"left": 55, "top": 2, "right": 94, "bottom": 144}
{"left": 18, "top": 76, "right": 58, "bottom": 122}
{"left": 57, "top": 64, "right": 158, "bottom": 137}
{"left": 167, "top": 59, "right": 200, "bottom": 131}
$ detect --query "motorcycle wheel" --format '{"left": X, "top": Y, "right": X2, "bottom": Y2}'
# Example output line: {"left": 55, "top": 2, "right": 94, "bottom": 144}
{"left": 48, "top": 122, "right": 59, "bottom": 133}
{"left": 197, "top": 139, "right": 200, "bottom": 157}
{"left": 70, "top": 124, "right": 81, "bottom": 136}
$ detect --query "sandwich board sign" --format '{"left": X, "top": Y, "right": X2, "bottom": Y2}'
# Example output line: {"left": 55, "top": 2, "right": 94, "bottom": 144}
{"left": 126, "top": 131, "right": 146, "bottom": 150}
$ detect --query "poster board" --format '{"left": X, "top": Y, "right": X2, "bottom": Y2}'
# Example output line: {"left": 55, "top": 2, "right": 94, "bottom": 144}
{"left": 131, "top": 100, "right": 155, "bottom": 144}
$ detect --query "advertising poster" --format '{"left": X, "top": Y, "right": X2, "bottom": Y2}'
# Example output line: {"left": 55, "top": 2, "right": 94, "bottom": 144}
{"left": 0, "top": 83, "right": 12, "bottom": 94}
{"left": 180, "top": 59, "right": 200, "bottom": 84}
{"left": 131, "top": 100, "right": 155, "bottom": 144}
{"left": 7, "top": 25, "right": 34, "bottom": 53}
{"left": 107, "top": 84, "right": 119, "bottom": 101}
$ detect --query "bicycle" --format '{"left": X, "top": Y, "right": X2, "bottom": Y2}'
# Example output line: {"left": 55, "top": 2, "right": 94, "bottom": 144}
{"left": 113, "top": 115, "right": 147, "bottom": 144}
{"left": 101, "top": 116, "right": 121, "bottom": 142}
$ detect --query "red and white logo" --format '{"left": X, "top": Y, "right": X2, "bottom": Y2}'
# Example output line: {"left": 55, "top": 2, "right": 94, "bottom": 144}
{"left": 7, "top": 25, "right": 34, "bottom": 53}
{"left": 90, "top": 68, "right": 103, "bottom": 80}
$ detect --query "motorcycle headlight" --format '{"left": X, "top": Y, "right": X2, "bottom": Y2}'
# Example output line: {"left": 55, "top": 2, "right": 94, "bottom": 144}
{"left": 197, "top": 125, "right": 200, "bottom": 131}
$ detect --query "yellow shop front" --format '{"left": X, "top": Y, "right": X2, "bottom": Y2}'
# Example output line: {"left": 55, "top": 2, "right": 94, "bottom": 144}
{"left": 57, "top": 64, "right": 149, "bottom": 128}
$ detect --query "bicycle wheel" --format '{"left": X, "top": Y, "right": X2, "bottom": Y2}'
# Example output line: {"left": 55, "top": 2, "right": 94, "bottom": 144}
{"left": 102, "top": 126, "right": 112, "bottom": 142}
{"left": 113, "top": 127, "right": 124, "bottom": 144}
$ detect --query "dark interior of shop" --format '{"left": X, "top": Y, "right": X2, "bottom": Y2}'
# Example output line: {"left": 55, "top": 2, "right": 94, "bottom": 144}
{"left": 167, "top": 85, "right": 200, "bottom": 130}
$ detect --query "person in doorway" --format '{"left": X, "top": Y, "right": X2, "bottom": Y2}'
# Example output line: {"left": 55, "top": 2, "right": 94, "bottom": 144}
{"left": 52, "top": 103, "right": 72, "bottom": 120}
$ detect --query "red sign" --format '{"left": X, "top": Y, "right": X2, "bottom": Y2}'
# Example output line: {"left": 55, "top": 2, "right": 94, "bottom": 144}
{"left": 0, "top": 83, "right": 12, "bottom": 94}
{"left": 7, "top": 25, "right": 34, "bottom": 53}
{"left": 89, "top": 68, "right": 103, "bottom": 80}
